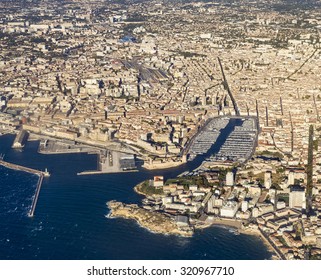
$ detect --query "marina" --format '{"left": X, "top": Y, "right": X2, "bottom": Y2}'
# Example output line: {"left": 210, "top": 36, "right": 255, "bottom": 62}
{"left": 187, "top": 116, "right": 258, "bottom": 165}
{"left": 188, "top": 117, "right": 229, "bottom": 161}
{"left": 207, "top": 118, "right": 257, "bottom": 163}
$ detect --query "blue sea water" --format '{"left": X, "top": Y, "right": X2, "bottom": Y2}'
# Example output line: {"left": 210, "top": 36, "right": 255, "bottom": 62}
{"left": 0, "top": 120, "right": 272, "bottom": 260}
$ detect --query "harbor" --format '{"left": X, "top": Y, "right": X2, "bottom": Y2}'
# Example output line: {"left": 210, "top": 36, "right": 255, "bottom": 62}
{"left": 206, "top": 118, "right": 258, "bottom": 164}
{"left": 36, "top": 138, "right": 138, "bottom": 175}
{"left": 0, "top": 132, "right": 273, "bottom": 260}
{"left": 187, "top": 116, "right": 258, "bottom": 166}
{"left": 187, "top": 117, "right": 230, "bottom": 161}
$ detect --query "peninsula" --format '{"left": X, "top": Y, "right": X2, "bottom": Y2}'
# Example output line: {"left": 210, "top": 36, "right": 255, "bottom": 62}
{"left": 107, "top": 201, "right": 193, "bottom": 237}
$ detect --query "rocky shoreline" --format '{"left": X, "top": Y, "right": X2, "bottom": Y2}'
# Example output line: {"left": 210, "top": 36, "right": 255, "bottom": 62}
{"left": 107, "top": 200, "right": 194, "bottom": 237}
{"left": 133, "top": 183, "right": 148, "bottom": 197}
{"left": 107, "top": 181, "right": 280, "bottom": 259}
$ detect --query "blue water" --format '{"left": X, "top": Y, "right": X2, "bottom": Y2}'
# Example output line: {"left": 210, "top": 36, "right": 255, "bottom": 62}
{"left": 0, "top": 120, "right": 272, "bottom": 260}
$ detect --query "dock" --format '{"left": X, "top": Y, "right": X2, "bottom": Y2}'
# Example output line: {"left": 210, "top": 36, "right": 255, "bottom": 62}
{"left": 12, "top": 130, "right": 28, "bottom": 149}
{"left": 77, "top": 169, "right": 138, "bottom": 176}
{"left": 77, "top": 150, "right": 137, "bottom": 175}
{"left": 0, "top": 159, "right": 50, "bottom": 217}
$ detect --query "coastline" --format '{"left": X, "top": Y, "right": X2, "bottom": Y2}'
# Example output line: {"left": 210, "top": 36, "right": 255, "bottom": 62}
{"left": 142, "top": 160, "right": 185, "bottom": 170}
{"left": 133, "top": 180, "right": 277, "bottom": 259}
{"left": 134, "top": 184, "right": 146, "bottom": 196}
{"left": 107, "top": 200, "right": 194, "bottom": 237}
{"left": 0, "top": 134, "right": 274, "bottom": 259}
{"left": 134, "top": 181, "right": 164, "bottom": 198}
{"left": 239, "top": 228, "right": 281, "bottom": 260}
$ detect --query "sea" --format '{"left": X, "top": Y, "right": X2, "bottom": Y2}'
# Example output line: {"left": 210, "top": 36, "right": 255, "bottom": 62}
{"left": 0, "top": 119, "right": 272, "bottom": 260}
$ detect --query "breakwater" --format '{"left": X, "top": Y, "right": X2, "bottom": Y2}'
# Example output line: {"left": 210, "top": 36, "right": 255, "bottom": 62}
{"left": 0, "top": 159, "right": 48, "bottom": 217}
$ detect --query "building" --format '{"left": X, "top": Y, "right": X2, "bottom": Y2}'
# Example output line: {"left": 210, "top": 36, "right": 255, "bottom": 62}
{"left": 12, "top": 130, "right": 28, "bottom": 149}
{"left": 289, "top": 185, "right": 306, "bottom": 209}
{"left": 241, "top": 201, "right": 249, "bottom": 212}
{"left": 207, "top": 196, "right": 223, "bottom": 214}
{"left": 288, "top": 171, "right": 295, "bottom": 186}
{"left": 264, "top": 171, "right": 272, "bottom": 189}
{"left": 226, "top": 171, "right": 234, "bottom": 186}
{"left": 220, "top": 201, "right": 239, "bottom": 218}
{"left": 153, "top": 176, "right": 164, "bottom": 188}
{"left": 175, "top": 215, "right": 189, "bottom": 227}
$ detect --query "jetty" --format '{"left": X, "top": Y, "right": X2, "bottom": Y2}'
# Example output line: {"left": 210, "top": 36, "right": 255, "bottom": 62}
{"left": 0, "top": 159, "right": 50, "bottom": 217}
{"left": 28, "top": 174, "right": 44, "bottom": 217}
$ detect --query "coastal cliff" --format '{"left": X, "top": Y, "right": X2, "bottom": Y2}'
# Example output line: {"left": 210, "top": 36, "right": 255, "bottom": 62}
{"left": 107, "top": 201, "right": 193, "bottom": 237}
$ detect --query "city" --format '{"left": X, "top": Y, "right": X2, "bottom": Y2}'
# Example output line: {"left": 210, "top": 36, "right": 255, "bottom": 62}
{"left": 1, "top": 0, "right": 321, "bottom": 261}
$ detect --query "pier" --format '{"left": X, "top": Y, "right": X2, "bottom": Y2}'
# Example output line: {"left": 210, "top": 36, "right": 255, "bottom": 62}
{"left": 0, "top": 159, "right": 49, "bottom": 217}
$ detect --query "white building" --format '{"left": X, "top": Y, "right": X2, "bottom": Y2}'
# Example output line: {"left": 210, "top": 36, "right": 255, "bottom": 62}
{"left": 162, "top": 197, "right": 173, "bottom": 204}
{"left": 241, "top": 201, "right": 249, "bottom": 212}
{"left": 226, "top": 171, "right": 234, "bottom": 186}
{"left": 153, "top": 176, "right": 164, "bottom": 188}
{"left": 264, "top": 171, "right": 272, "bottom": 189}
{"left": 288, "top": 171, "right": 295, "bottom": 186}
{"left": 289, "top": 185, "right": 306, "bottom": 209}
{"left": 220, "top": 201, "right": 239, "bottom": 218}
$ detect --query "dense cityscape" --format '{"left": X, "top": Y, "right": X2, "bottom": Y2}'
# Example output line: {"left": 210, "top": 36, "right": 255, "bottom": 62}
{"left": 1, "top": 0, "right": 321, "bottom": 260}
